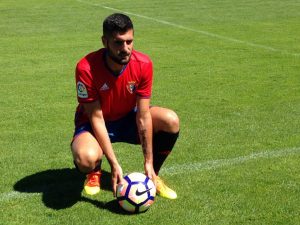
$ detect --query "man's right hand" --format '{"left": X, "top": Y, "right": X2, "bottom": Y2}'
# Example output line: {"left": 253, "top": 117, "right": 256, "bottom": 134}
{"left": 111, "top": 163, "right": 124, "bottom": 197}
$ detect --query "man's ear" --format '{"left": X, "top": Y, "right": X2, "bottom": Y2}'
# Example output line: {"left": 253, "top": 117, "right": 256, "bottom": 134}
{"left": 102, "top": 36, "right": 107, "bottom": 47}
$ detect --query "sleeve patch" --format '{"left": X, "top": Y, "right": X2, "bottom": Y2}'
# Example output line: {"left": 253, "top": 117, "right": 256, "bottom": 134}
{"left": 77, "top": 81, "right": 88, "bottom": 98}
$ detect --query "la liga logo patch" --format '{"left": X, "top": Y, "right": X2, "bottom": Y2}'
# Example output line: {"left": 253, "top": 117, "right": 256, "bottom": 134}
{"left": 77, "top": 81, "right": 88, "bottom": 98}
{"left": 126, "top": 81, "right": 136, "bottom": 94}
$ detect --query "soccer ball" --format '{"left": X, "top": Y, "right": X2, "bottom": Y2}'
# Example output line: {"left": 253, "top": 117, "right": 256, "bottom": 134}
{"left": 116, "top": 172, "right": 156, "bottom": 213}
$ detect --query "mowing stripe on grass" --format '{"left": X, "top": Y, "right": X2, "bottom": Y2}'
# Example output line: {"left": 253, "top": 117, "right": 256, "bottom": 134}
{"left": 1, "top": 147, "right": 299, "bottom": 203}
{"left": 76, "top": 0, "right": 300, "bottom": 57}
{"left": 160, "top": 147, "right": 300, "bottom": 176}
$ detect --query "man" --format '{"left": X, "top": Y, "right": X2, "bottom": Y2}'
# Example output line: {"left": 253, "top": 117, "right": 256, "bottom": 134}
{"left": 71, "top": 13, "right": 179, "bottom": 199}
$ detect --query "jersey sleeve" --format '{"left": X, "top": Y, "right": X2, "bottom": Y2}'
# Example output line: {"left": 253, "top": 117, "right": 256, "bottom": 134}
{"left": 136, "top": 60, "right": 153, "bottom": 98}
{"left": 75, "top": 60, "right": 98, "bottom": 103}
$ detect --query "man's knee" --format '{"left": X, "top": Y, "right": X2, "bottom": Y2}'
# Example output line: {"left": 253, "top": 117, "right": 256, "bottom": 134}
{"left": 71, "top": 132, "right": 102, "bottom": 173}
{"left": 151, "top": 107, "right": 180, "bottom": 133}
{"left": 72, "top": 146, "right": 102, "bottom": 173}
{"left": 164, "top": 110, "right": 180, "bottom": 133}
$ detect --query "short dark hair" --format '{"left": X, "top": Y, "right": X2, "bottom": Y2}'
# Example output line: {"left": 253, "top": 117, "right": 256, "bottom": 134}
{"left": 103, "top": 13, "right": 133, "bottom": 37}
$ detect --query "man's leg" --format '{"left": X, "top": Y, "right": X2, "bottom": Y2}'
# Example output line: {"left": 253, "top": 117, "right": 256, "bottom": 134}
{"left": 71, "top": 131, "right": 103, "bottom": 195}
{"left": 150, "top": 106, "right": 180, "bottom": 174}
{"left": 150, "top": 106, "right": 180, "bottom": 199}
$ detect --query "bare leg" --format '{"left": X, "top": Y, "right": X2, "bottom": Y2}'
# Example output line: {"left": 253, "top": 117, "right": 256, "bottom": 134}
{"left": 71, "top": 132, "right": 103, "bottom": 173}
{"left": 150, "top": 106, "right": 180, "bottom": 133}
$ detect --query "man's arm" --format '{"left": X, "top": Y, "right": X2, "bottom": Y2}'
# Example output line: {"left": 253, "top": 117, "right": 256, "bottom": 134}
{"left": 83, "top": 100, "right": 123, "bottom": 196}
{"left": 136, "top": 97, "right": 156, "bottom": 180}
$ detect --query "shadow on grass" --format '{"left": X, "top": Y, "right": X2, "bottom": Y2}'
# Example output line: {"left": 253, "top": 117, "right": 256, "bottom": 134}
{"left": 13, "top": 168, "right": 128, "bottom": 214}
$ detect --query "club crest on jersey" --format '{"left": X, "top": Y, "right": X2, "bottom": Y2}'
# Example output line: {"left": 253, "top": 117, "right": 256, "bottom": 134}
{"left": 77, "top": 81, "right": 88, "bottom": 98}
{"left": 126, "top": 81, "right": 136, "bottom": 94}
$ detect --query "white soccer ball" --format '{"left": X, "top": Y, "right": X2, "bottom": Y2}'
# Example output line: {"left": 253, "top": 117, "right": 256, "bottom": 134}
{"left": 116, "top": 172, "right": 156, "bottom": 213}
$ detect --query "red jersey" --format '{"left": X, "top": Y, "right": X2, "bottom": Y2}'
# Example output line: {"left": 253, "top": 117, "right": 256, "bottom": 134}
{"left": 75, "top": 48, "right": 153, "bottom": 126}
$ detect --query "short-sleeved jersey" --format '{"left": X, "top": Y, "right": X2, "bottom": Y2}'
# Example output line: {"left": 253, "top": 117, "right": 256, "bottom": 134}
{"left": 75, "top": 48, "right": 153, "bottom": 127}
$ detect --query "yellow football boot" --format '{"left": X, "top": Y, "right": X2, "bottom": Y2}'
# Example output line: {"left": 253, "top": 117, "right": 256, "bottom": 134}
{"left": 155, "top": 176, "right": 177, "bottom": 199}
{"left": 84, "top": 171, "right": 101, "bottom": 195}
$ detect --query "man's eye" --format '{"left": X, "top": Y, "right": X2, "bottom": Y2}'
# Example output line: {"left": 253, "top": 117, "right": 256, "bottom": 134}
{"left": 115, "top": 41, "right": 123, "bottom": 46}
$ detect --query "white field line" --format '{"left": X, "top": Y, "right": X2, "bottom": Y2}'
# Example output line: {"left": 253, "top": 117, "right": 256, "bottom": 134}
{"left": 0, "top": 191, "right": 40, "bottom": 202}
{"left": 1, "top": 147, "right": 299, "bottom": 203}
{"left": 160, "top": 147, "right": 300, "bottom": 175}
{"left": 76, "top": 0, "right": 300, "bottom": 57}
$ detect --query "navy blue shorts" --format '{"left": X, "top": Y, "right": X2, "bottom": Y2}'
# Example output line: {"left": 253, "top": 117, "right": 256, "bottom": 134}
{"left": 73, "top": 109, "right": 140, "bottom": 144}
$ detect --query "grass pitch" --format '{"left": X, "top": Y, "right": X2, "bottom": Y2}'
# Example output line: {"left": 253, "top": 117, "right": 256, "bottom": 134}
{"left": 1, "top": 0, "right": 300, "bottom": 224}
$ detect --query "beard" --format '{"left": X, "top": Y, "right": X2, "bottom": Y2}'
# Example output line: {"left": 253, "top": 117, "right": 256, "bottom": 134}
{"left": 106, "top": 45, "right": 131, "bottom": 65}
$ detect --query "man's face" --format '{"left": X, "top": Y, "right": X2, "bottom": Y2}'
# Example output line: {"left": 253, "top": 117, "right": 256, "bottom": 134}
{"left": 103, "top": 29, "right": 134, "bottom": 65}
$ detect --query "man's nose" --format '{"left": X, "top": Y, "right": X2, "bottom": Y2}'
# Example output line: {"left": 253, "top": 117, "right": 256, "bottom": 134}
{"left": 122, "top": 42, "right": 130, "bottom": 51}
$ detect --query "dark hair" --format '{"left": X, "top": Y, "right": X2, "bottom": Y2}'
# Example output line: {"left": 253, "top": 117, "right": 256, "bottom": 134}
{"left": 103, "top": 13, "right": 133, "bottom": 37}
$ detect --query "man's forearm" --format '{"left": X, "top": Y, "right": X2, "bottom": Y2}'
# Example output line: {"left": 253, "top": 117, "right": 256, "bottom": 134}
{"left": 90, "top": 114, "right": 119, "bottom": 167}
{"left": 136, "top": 111, "right": 153, "bottom": 164}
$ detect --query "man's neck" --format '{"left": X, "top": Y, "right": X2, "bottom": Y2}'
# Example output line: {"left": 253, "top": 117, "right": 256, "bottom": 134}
{"left": 105, "top": 54, "right": 123, "bottom": 73}
{"left": 104, "top": 54, "right": 127, "bottom": 76}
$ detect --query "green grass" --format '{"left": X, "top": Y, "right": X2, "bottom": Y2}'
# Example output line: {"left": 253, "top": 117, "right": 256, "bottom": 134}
{"left": 1, "top": 0, "right": 300, "bottom": 224}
